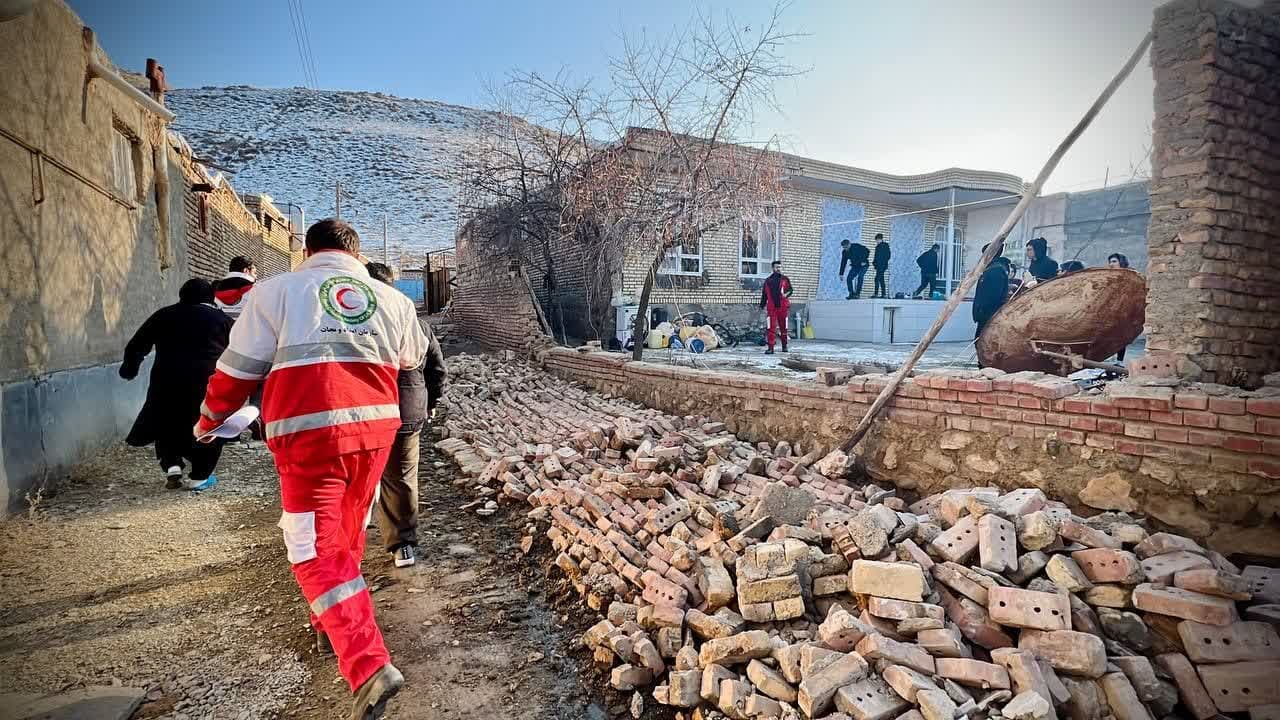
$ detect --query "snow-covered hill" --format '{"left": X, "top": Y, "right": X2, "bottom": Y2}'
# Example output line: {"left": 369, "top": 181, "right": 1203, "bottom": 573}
{"left": 167, "top": 86, "right": 506, "bottom": 261}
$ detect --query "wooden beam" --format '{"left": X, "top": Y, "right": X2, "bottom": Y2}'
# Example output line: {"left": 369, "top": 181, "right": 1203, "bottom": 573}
{"left": 841, "top": 30, "right": 1154, "bottom": 452}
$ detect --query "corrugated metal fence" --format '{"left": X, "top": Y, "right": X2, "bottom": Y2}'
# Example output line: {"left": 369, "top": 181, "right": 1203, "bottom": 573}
{"left": 393, "top": 269, "right": 425, "bottom": 305}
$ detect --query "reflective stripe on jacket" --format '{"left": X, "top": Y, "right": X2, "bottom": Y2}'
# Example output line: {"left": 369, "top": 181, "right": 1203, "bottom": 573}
{"left": 200, "top": 251, "right": 428, "bottom": 458}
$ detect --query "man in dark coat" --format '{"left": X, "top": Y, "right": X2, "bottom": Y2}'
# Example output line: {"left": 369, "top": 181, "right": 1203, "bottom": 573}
{"left": 121, "top": 278, "right": 233, "bottom": 490}
{"left": 366, "top": 263, "right": 448, "bottom": 569}
{"left": 914, "top": 243, "right": 940, "bottom": 299}
{"left": 871, "top": 233, "right": 891, "bottom": 298}
{"left": 838, "top": 239, "right": 870, "bottom": 299}
{"left": 973, "top": 256, "right": 1012, "bottom": 340}
{"left": 1026, "top": 237, "right": 1058, "bottom": 282}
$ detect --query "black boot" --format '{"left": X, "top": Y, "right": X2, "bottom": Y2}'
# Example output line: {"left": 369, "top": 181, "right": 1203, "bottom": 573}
{"left": 316, "top": 628, "right": 334, "bottom": 656}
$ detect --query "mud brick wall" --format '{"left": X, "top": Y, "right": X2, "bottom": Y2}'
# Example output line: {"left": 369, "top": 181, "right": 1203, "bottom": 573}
{"left": 177, "top": 153, "right": 295, "bottom": 281}
{"left": 544, "top": 347, "right": 1280, "bottom": 558}
{"left": 450, "top": 225, "right": 550, "bottom": 352}
{"left": 1146, "top": 0, "right": 1280, "bottom": 385}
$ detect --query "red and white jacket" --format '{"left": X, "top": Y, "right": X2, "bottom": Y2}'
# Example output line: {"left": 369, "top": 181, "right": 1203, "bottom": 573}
{"left": 214, "top": 271, "right": 255, "bottom": 319}
{"left": 196, "top": 251, "right": 428, "bottom": 459}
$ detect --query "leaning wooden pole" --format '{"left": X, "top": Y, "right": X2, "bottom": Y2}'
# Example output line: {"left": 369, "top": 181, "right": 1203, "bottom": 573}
{"left": 841, "top": 31, "right": 1153, "bottom": 452}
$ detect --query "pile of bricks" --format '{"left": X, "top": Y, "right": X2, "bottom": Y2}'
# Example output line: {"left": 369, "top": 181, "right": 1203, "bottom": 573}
{"left": 436, "top": 356, "right": 1280, "bottom": 720}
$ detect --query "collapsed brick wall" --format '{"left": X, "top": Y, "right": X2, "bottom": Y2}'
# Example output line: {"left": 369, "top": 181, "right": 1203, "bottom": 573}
{"left": 177, "top": 154, "right": 295, "bottom": 281}
{"left": 545, "top": 347, "right": 1280, "bottom": 558}
{"left": 1146, "top": 0, "right": 1280, "bottom": 385}
{"left": 450, "top": 224, "right": 550, "bottom": 352}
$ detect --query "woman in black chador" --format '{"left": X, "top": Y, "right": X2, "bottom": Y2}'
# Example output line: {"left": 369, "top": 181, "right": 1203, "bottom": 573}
{"left": 121, "top": 278, "right": 233, "bottom": 490}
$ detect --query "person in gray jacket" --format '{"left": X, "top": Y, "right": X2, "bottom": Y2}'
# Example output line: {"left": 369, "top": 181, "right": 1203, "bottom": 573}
{"left": 366, "top": 263, "right": 447, "bottom": 568}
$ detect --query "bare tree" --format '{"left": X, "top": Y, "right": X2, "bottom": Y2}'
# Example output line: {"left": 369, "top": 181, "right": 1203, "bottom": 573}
{"left": 458, "top": 74, "right": 605, "bottom": 343}
{"left": 462, "top": 3, "right": 803, "bottom": 358}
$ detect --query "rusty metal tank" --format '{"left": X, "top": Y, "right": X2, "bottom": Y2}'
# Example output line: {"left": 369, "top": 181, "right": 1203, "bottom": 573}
{"left": 975, "top": 267, "right": 1146, "bottom": 375}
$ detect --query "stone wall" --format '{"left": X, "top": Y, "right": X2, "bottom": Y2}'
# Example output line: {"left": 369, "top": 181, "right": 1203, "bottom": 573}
{"left": 1147, "top": 0, "right": 1280, "bottom": 386}
{"left": 544, "top": 347, "right": 1280, "bottom": 558}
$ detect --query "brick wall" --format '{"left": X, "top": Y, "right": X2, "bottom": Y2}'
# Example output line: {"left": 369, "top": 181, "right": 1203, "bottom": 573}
{"left": 519, "top": 223, "right": 615, "bottom": 342}
{"left": 451, "top": 223, "right": 551, "bottom": 352}
{"left": 177, "top": 152, "right": 296, "bottom": 281}
{"left": 545, "top": 347, "right": 1280, "bottom": 558}
{"left": 1146, "top": 0, "right": 1280, "bottom": 385}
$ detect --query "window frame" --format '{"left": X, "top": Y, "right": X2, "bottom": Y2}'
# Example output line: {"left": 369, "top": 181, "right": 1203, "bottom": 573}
{"left": 934, "top": 224, "right": 964, "bottom": 283}
{"left": 110, "top": 126, "right": 139, "bottom": 202}
{"left": 657, "top": 234, "right": 704, "bottom": 276}
{"left": 738, "top": 206, "right": 781, "bottom": 278}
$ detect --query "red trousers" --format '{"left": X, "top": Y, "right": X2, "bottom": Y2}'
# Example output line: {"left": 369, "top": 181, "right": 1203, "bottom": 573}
{"left": 276, "top": 446, "right": 393, "bottom": 690}
{"left": 766, "top": 306, "right": 789, "bottom": 349}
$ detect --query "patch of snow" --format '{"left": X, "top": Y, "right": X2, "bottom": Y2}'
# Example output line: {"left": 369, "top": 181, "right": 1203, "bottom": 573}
{"left": 167, "top": 86, "right": 508, "bottom": 263}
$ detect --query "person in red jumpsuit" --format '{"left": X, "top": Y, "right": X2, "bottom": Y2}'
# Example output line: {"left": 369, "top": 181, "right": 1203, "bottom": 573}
{"left": 195, "top": 219, "right": 427, "bottom": 719}
{"left": 759, "top": 259, "right": 793, "bottom": 354}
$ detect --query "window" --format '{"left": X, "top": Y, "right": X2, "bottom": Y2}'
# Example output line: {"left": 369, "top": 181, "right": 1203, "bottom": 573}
{"left": 739, "top": 206, "right": 780, "bottom": 277}
{"left": 658, "top": 235, "right": 703, "bottom": 275}
{"left": 110, "top": 127, "right": 137, "bottom": 201}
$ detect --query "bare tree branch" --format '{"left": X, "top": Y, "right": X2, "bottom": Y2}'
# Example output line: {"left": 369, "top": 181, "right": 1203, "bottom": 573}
{"left": 460, "top": 2, "right": 804, "bottom": 355}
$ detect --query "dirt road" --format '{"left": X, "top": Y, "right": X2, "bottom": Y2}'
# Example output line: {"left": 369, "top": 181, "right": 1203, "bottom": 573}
{"left": 0, "top": 436, "right": 620, "bottom": 719}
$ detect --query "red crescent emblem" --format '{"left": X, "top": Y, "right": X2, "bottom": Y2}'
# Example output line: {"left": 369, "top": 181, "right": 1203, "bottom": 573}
{"left": 336, "top": 287, "right": 360, "bottom": 310}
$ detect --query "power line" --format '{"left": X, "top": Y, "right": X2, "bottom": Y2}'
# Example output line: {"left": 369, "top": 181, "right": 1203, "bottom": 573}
{"left": 284, "top": 0, "right": 314, "bottom": 89}
{"left": 294, "top": 0, "right": 321, "bottom": 90}
{"left": 820, "top": 194, "right": 1021, "bottom": 228}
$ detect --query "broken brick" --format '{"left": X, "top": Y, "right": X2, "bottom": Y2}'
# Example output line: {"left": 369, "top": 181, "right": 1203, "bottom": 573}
{"left": 1132, "top": 583, "right": 1239, "bottom": 626}
{"left": 988, "top": 586, "right": 1072, "bottom": 631}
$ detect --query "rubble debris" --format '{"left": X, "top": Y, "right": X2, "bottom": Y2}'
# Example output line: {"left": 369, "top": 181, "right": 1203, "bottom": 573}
{"left": 434, "top": 355, "right": 1280, "bottom": 719}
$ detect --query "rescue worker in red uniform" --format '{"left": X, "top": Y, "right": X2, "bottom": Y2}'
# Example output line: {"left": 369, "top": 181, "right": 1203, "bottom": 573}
{"left": 759, "top": 259, "right": 793, "bottom": 354}
{"left": 195, "top": 219, "right": 427, "bottom": 720}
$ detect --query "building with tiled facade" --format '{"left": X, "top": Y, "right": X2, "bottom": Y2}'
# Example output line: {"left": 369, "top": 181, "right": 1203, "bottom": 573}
{"left": 454, "top": 134, "right": 1029, "bottom": 346}
{"left": 621, "top": 151, "right": 1026, "bottom": 343}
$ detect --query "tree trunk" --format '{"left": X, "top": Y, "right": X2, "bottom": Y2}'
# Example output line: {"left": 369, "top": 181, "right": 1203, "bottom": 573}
{"left": 630, "top": 251, "right": 665, "bottom": 361}
{"left": 541, "top": 241, "right": 569, "bottom": 345}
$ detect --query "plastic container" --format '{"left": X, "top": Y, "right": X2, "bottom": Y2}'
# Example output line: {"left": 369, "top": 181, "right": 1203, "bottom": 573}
{"left": 693, "top": 325, "right": 720, "bottom": 350}
{"left": 647, "top": 329, "right": 669, "bottom": 349}
{"left": 688, "top": 338, "right": 706, "bottom": 353}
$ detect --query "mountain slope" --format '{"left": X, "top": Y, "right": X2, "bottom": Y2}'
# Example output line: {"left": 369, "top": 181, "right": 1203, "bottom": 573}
{"left": 167, "top": 86, "right": 506, "bottom": 259}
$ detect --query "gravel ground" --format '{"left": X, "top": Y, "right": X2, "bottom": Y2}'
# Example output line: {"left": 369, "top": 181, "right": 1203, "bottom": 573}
{"left": 0, "top": 441, "right": 308, "bottom": 719}
{"left": 0, "top": 423, "right": 628, "bottom": 719}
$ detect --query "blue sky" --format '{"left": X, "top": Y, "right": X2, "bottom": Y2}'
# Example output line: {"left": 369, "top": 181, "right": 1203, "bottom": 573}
{"left": 69, "top": 0, "right": 1160, "bottom": 193}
